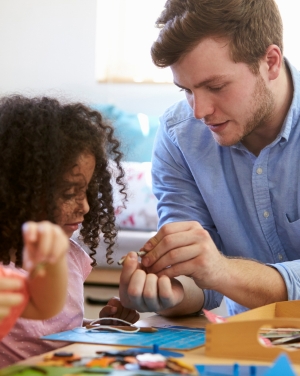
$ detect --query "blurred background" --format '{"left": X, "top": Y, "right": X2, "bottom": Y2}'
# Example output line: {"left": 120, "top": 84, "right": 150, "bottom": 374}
{"left": 0, "top": 0, "right": 297, "bottom": 319}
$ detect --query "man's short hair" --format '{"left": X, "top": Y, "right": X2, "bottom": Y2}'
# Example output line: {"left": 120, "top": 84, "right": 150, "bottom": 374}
{"left": 151, "top": 0, "right": 283, "bottom": 73}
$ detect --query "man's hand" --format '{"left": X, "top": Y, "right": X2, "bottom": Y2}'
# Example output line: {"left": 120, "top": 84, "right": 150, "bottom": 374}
{"left": 139, "top": 221, "right": 228, "bottom": 290}
{"left": 139, "top": 221, "right": 288, "bottom": 309}
{"left": 119, "top": 251, "right": 185, "bottom": 313}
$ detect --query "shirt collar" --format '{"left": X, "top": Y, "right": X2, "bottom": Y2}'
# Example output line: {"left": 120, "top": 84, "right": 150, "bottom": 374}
{"left": 280, "top": 58, "right": 300, "bottom": 141}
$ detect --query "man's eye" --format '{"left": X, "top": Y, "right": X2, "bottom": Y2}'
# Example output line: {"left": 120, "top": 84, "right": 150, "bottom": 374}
{"left": 208, "top": 85, "right": 226, "bottom": 92}
{"left": 179, "top": 88, "right": 192, "bottom": 94}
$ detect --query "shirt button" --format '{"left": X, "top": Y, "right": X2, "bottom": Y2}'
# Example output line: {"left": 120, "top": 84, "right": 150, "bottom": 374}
{"left": 256, "top": 167, "right": 263, "bottom": 174}
{"left": 263, "top": 211, "right": 269, "bottom": 218}
{"left": 278, "top": 254, "right": 283, "bottom": 261}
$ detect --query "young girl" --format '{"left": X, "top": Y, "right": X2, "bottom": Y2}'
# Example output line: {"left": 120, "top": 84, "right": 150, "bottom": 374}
{"left": 0, "top": 95, "right": 139, "bottom": 367}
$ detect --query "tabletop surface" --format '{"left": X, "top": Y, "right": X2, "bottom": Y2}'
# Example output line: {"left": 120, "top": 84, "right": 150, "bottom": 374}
{"left": 14, "top": 314, "right": 300, "bottom": 375}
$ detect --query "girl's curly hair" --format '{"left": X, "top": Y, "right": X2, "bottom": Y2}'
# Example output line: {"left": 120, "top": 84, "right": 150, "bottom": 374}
{"left": 0, "top": 95, "right": 127, "bottom": 267}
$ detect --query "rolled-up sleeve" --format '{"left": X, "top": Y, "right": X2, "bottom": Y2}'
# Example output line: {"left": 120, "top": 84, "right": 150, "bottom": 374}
{"left": 202, "top": 289, "right": 224, "bottom": 311}
{"left": 268, "top": 260, "right": 300, "bottom": 300}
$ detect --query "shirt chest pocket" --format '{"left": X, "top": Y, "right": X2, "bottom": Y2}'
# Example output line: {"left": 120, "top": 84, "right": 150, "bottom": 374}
{"left": 278, "top": 214, "right": 300, "bottom": 257}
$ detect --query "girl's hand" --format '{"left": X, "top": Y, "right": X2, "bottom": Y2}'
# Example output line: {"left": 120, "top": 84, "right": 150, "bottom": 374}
{"left": 99, "top": 296, "right": 140, "bottom": 325}
{"left": 22, "top": 221, "right": 69, "bottom": 277}
{"left": 0, "top": 276, "right": 25, "bottom": 320}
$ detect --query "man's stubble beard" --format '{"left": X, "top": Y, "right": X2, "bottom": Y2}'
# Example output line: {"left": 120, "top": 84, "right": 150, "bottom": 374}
{"left": 212, "top": 74, "right": 275, "bottom": 147}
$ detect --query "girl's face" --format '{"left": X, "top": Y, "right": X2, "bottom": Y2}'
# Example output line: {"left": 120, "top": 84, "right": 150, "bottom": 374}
{"left": 55, "top": 153, "right": 96, "bottom": 238}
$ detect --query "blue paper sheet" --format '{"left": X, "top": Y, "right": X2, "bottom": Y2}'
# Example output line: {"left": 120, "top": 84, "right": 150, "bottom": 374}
{"left": 42, "top": 327, "right": 206, "bottom": 350}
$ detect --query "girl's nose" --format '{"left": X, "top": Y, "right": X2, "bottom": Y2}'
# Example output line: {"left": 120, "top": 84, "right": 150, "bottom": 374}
{"left": 80, "top": 195, "right": 90, "bottom": 215}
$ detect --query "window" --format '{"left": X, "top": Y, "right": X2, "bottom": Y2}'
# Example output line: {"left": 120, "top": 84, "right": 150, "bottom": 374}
{"left": 275, "top": 0, "right": 300, "bottom": 67}
{"left": 95, "top": 0, "right": 172, "bottom": 83}
{"left": 95, "top": 0, "right": 300, "bottom": 84}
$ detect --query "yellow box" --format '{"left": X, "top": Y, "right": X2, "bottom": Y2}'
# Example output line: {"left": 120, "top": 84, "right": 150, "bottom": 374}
{"left": 205, "top": 300, "right": 300, "bottom": 363}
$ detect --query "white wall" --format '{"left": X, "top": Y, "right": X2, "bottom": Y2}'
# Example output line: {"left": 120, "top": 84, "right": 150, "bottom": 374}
{"left": 0, "top": 0, "right": 183, "bottom": 116}
{"left": 1, "top": 0, "right": 298, "bottom": 118}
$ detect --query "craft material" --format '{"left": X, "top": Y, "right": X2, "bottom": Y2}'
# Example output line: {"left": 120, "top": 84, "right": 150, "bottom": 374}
{"left": 195, "top": 354, "right": 296, "bottom": 376}
{"left": 42, "top": 326, "right": 206, "bottom": 350}
{"left": 133, "top": 344, "right": 184, "bottom": 358}
{"left": 167, "top": 357, "right": 195, "bottom": 373}
{"left": 136, "top": 353, "right": 167, "bottom": 369}
{"left": 84, "top": 317, "right": 157, "bottom": 334}
{"left": 29, "top": 262, "right": 46, "bottom": 279}
{"left": 44, "top": 352, "right": 81, "bottom": 363}
{"left": 1, "top": 347, "right": 296, "bottom": 376}
{"left": 117, "top": 250, "right": 147, "bottom": 265}
{"left": 96, "top": 345, "right": 184, "bottom": 358}
{"left": 85, "top": 325, "right": 157, "bottom": 333}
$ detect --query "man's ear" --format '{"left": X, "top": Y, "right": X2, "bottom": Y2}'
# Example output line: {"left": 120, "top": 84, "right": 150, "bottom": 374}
{"left": 263, "top": 44, "right": 282, "bottom": 80}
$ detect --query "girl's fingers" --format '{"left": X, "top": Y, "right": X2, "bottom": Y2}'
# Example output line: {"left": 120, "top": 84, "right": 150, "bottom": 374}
{"left": 23, "top": 221, "right": 69, "bottom": 272}
{"left": 119, "top": 309, "right": 140, "bottom": 323}
{"left": 99, "top": 305, "right": 117, "bottom": 318}
{"left": 35, "top": 222, "right": 54, "bottom": 263}
{"left": 0, "top": 277, "right": 23, "bottom": 290}
{"left": 98, "top": 299, "right": 140, "bottom": 325}
{"left": 0, "top": 292, "right": 24, "bottom": 311}
{"left": 48, "top": 225, "right": 69, "bottom": 264}
{"left": 22, "top": 222, "right": 38, "bottom": 244}
{"left": 0, "top": 307, "right": 11, "bottom": 319}
{"left": 23, "top": 222, "right": 50, "bottom": 267}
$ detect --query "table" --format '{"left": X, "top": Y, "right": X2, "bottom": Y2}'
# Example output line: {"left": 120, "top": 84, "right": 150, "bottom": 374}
{"left": 14, "top": 313, "right": 300, "bottom": 375}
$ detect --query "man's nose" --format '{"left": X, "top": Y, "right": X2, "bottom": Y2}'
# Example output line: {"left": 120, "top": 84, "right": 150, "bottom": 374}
{"left": 192, "top": 94, "right": 215, "bottom": 120}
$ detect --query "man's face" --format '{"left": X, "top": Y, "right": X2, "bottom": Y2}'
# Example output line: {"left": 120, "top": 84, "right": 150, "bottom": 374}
{"left": 171, "top": 38, "right": 275, "bottom": 148}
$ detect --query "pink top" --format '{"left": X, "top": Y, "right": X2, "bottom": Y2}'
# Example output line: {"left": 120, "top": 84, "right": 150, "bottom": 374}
{"left": 0, "top": 239, "right": 92, "bottom": 368}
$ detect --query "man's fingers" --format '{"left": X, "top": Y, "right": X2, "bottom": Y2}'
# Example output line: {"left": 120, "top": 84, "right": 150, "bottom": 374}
{"left": 157, "top": 275, "right": 184, "bottom": 308}
{"left": 143, "top": 235, "right": 159, "bottom": 252}
{"left": 119, "top": 252, "right": 140, "bottom": 284}
{"left": 124, "top": 270, "right": 149, "bottom": 312}
{"left": 156, "top": 260, "right": 198, "bottom": 281}
{"left": 142, "top": 273, "right": 160, "bottom": 312}
{"left": 142, "top": 222, "right": 207, "bottom": 269}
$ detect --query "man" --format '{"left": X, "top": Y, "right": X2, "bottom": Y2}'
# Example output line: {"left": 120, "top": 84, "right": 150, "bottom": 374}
{"left": 119, "top": 0, "right": 299, "bottom": 317}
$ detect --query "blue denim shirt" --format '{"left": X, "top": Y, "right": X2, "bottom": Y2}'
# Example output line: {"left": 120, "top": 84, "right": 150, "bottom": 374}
{"left": 152, "top": 59, "right": 300, "bottom": 316}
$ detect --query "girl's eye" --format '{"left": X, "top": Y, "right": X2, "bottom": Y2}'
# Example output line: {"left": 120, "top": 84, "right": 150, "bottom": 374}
{"left": 63, "top": 190, "right": 87, "bottom": 201}
{"left": 62, "top": 193, "right": 76, "bottom": 200}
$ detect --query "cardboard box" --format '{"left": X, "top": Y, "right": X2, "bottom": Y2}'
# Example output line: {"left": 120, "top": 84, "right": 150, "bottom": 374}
{"left": 205, "top": 300, "right": 300, "bottom": 363}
